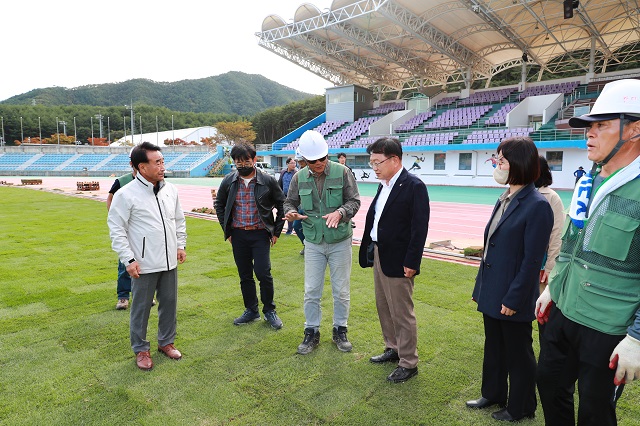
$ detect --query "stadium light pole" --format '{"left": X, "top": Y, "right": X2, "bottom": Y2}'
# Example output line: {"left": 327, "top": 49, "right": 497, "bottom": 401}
{"left": 1, "top": 116, "right": 4, "bottom": 147}
{"left": 107, "top": 116, "right": 110, "bottom": 143}
{"left": 56, "top": 117, "right": 60, "bottom": 145}
{"left": 38, "top": 117, "right": 42, "bottom": 144}
{"left": 90, "top": 116, "right": 94, "bottom": 146}
{"left": 95, "top": 114, "right": 103, "bottom": 139}
{"left": 73, "top": 117, "right": 77, "bottom": 144}
{"left": 156, "top": 115, "right": 159, "bottom": 146}
{"left": 20, "top": 116, "right": 23, "bottom": 143}
{"left": 125, "top": 102, "right": 134, "bottom": 145}
{"left": 171, "top": 114, "right": 174, "bottom": 146}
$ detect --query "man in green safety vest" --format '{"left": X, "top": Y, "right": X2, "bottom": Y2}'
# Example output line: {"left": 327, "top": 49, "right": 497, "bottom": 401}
{"left": 284, "top": 130, "right": 361, "bottom": 355}
{"left": 536, "top": 79, "right": 640, "bottom": 425}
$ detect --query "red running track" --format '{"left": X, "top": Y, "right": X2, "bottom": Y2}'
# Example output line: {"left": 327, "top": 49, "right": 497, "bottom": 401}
{"left": 2, "top": 177, "right": 492, "bottom": 250}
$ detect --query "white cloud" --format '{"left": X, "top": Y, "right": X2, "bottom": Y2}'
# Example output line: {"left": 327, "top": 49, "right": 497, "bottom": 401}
{"left": 1, "top": 0, "right": 333, "bottom": 102}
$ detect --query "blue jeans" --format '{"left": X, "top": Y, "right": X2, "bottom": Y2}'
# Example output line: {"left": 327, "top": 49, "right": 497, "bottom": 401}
{"left": 117, "top": 260, "right": 132, "bottom": 299}
{"left": 303, "top": 237, "right": 352, "bottom": 330}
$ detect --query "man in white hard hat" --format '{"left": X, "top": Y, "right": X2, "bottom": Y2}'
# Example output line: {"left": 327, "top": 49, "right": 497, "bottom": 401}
{"left": 284, "top": 130, "right": 361, "bottom": 354}
{"left": 535, "top": 79, "right": 640, "bottom": 425}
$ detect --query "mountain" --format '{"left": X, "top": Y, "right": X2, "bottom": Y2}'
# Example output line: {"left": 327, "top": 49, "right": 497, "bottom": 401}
{"left": 0, "top": 72, "right": 314, "bottom": 116}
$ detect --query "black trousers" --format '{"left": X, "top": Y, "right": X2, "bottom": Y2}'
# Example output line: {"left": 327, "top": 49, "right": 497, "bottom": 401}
{"left": 537, "top": 306, "right": 625, "bottom": 426}
{"left": 231, "top": 228, "right": 275, "bottom": 313}
{"left": 481, "top": 314, "right": 537, "bottom": 418}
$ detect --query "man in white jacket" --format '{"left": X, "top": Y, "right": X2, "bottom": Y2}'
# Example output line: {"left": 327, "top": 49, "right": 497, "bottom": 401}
{"left": 108, "top": 142, "right": 187, "bottom": 371}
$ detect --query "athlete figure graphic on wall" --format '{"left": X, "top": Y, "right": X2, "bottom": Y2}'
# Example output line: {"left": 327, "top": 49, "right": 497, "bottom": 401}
{"left": 485, "top": 154, "right": 498, "bottom": 168}
{"left": 408, "top": 156, "right": 424, "bottom": 172}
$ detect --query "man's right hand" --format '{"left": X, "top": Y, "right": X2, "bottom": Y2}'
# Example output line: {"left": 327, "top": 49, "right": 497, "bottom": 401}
{"left": 126, "top": 261, "right": 140, "bottom": 279}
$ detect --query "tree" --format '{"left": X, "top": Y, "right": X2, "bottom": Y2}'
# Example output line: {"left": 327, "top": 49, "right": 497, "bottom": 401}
{"left": 213, "top": 121, "right": 256, "bottom": 145}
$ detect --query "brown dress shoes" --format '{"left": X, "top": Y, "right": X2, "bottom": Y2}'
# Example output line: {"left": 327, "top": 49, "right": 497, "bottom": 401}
{"left": 136, "top": 351, "right": 153, "bottom": 371}
{"left": 158, "top": 343, "right": 182, "bottom": 360}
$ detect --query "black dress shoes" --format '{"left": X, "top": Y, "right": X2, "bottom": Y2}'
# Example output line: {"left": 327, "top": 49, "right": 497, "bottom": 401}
{"left": 370, "top": 348, "right": 400, "bottom": 363}
{"left": 387, "top": 366, "right": 418, "bottom": 383}
{"left": 491, "top": 408, "right": 535, "bottom": 422}
{"left": 465, "top": 397, "right": 507, "bottom": 409}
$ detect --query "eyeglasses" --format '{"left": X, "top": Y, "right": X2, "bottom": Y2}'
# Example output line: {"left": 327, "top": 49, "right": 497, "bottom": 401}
{"left": 368, "top": 157, "right": 394, "bottom": 169}
{"left": 234, "top": 161, "right": 253, "bottom": 168}
{"left": 306, "top": 155, "right": 327, "bottom": 164}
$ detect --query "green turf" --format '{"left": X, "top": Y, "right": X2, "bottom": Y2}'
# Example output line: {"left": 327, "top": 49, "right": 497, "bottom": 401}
{"left": 0, "top": 186, "right": 637, "bottom": 425}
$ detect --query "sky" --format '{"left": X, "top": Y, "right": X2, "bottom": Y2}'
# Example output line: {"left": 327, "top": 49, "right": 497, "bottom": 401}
{"left": 1, "top": 0, "right": 334, "bottom": 102}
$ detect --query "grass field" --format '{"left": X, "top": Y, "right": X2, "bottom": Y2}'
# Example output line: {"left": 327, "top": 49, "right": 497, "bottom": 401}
{"left": 0, "top": 186, "right": 638, "bottom": 425}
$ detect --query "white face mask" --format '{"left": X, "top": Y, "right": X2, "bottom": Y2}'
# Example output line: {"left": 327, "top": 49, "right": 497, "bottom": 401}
{"left": 493, "top": 167, "right": 509, "bottom": 185}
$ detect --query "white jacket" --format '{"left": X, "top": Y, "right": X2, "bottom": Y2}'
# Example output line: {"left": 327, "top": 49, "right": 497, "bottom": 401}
{"left": 107, "top": 174, "right": 187, "bottom": 274}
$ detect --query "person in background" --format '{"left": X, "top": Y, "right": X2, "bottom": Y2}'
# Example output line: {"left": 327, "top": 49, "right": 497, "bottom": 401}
{"left": 466, "top": 137, "right": 553, "bottom": 422}
{"left": 293, "top": 150, "right": 306, "bottom": 255}
{"left": 337, "top": 152, "right": 356, "bottom": 179}
{"left": 107, "top": 142, "right": 187, "bottom": 371}
{"left": 284, "top": 130, "right": 361, "bottom": 355}
{"left": 573, "top": 166, "right": 585, "bottom": 184}
{"left": 358, "top": 137, "right": 429, "bottom": 383}
{"left": 536, "top": 79, "right": 640, "bottom": 426}
{"left": 535, "top": 156, "right": 566, "bottom": 295}
{"left": 214, "top": 143, "right": 286, "bottom": 330}
{"left": 278, "top": 157, "right": 297, "bottom": 235}
{"left": 106, "top": 148, "right": 136, "bottom": 310}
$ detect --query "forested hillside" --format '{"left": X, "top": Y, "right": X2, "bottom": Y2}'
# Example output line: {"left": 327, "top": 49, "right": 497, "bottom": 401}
{"left": 1, "top": 72, "right": 312, "bottom": 116}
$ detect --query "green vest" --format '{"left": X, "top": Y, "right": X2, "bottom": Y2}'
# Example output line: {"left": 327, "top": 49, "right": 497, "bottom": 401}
{"left": 550, "top": 178, "right": 640, "bottom": 335}
{"left": 297, "top": 161, "right": 353, "bottom": 244}
{"left": 117, "top": 173, "right": 134, "bottom": 188}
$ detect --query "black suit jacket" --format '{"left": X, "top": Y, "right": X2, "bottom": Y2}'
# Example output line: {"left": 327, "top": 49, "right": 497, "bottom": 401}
{"left": 472, "top": 183, "right": 553, "bottom": 322}
{"left": 358, "top": 168, "right": 430, "bottom": 277}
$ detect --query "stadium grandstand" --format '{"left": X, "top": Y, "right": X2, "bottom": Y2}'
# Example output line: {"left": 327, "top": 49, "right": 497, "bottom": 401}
{"left": 255, "top": 0, "right": 640, "bottom": 189}
{"left": 0, "top": 126, "right": 223, "bottom": 178}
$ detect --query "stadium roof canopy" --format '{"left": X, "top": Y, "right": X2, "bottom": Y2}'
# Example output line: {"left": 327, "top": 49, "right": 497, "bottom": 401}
{"left": 257, "top": 0, "right": 640, "bottom": 95}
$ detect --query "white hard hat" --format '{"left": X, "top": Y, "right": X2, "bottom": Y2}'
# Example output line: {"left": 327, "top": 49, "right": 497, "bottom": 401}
{"left": 570, "top": 79, "right": 640, "bottom": 128}
{"left": 294, "top": 148, "right": 304, "bottom": 161}
{"left": 298, "top": 130, "right": 328, "bottom": 161}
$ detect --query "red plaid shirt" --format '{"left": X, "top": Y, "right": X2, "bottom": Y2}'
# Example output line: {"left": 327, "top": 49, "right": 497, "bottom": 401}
{"left": 231, "top": 177, "right": 265, "bottom": 229}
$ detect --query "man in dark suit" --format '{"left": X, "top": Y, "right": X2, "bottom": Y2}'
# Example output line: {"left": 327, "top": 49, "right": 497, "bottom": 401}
{"left": 358, "top": 137, "right": 430, "bottom": 383}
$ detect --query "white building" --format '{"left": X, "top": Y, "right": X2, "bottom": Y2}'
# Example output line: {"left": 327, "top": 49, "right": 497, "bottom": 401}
{"left": 111, "top": 126, "right": 217, "bottom": 147}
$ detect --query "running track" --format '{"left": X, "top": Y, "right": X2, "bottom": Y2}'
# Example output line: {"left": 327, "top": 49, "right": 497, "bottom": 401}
{"left": 2, "top": 177, "right": 492, "bottom": 251}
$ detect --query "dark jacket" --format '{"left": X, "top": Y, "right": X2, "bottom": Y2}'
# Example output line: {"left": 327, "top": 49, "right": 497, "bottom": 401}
{"left": 214, "top": 169, "right": 286, "bottom": 240}
{"left": 472, "top": 183, "right": 553, "bottom": 322}
{"left": 358, "top": 168, "right": 430, "bottom": 277}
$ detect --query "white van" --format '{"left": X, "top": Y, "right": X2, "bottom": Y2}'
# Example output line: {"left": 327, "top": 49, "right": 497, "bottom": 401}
{"left": 255, "top": 161, "right": 276, "bottom": 176}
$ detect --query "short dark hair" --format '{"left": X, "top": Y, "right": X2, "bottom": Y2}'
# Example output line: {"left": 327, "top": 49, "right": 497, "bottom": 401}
{"left": 230, "top": 143, "right": 256, "bottom": 162}
{"left": 366, "top": 137, "right": 403, "bottom": 158}
{"left": 286, "top": 157, "right": 294, "bottom": 164}
{"left": 131, "top": 142, "right": 162, "bottom": 171}
{"left": 337, "top": 152, "right": 347, "bottom": 159}
{"left": 535, "top": 155, "right": 553, "bottom": 188}
{"left": 496, "top": 137, "right": 539, "bottom": 185}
